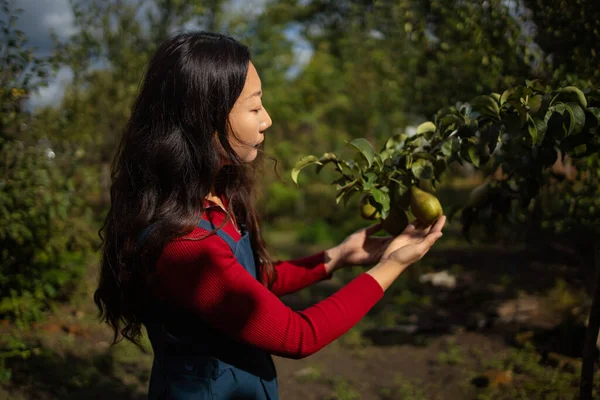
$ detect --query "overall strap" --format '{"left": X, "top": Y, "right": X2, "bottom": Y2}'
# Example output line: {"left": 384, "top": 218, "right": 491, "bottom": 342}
{"left": 197, "top": 219, "right": 239, "bottom": 252}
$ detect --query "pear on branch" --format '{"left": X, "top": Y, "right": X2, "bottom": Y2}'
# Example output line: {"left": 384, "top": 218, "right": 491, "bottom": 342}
{"left": 410, "top": 186, "right": 443, "bottom": 226}
{"left": 360, "top": 194, "right": 381, "bottom": 220}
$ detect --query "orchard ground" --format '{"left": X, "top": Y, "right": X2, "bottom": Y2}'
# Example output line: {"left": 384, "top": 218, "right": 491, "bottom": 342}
{"left": 1, "top": 182, "right": 599, "bottom": 400}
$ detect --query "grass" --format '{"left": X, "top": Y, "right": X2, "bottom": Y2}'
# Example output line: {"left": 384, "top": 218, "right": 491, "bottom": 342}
{"left": 325, "top": 377, "right": 361, "bottom": 400}
{"left": 470, "top": 342, "right": 598, "bottom": 400}
{"left": 437, "top": 338, "right": 465, "bottom": 366}
{"left": 293, "top": 364, "right": 323, "bottom": 383}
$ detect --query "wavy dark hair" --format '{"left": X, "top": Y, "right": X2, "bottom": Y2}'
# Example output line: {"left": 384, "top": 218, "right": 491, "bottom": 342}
{"left": 94, "top": 31, "right": 277, "bottom": 346}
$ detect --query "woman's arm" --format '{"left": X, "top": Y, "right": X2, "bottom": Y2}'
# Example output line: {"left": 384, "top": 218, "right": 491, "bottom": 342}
{"left": 157, "top": 218, "right": 443, "bottom": 359}
{"left": 268, "top": 248, "right": 344, "bottom": 297}
{"left": 157, "top": 236, "right": 383, "bottom": 359}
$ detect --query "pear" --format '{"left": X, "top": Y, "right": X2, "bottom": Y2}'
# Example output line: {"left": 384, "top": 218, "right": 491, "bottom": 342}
{"left": 381, "top": 206, "right": 409, "bottom": 236}
{"left": 410, "top": 186, "right": 443, "bottom": 226}
{"left": 360, "top": 194, "right": 381, "bottom": 220}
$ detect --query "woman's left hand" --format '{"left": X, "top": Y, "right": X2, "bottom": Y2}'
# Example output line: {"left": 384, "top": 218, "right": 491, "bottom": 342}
{"left": 325, "top": 223, "right": 393, "bottom": 272}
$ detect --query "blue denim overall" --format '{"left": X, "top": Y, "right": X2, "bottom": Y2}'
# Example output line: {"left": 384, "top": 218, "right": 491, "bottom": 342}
{"left": 143, "top": 218, "right": 279, "bottom": 399}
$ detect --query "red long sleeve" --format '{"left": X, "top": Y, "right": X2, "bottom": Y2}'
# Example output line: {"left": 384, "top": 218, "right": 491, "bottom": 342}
{"left": 270, "top": 251, "right": 332, "bottom": 297}
{"left": 155, "top": 231, "right": 384, "bottom": 359}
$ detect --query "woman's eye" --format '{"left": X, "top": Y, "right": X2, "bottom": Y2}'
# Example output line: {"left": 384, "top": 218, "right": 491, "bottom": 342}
{"left": 252, "top": 107, "right": 262, "bottom": 113}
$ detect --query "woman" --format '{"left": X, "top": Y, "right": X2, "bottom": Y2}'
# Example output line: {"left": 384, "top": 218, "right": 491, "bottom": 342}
{"left": 94, "top": 31, "right": 446, "bottom": 399}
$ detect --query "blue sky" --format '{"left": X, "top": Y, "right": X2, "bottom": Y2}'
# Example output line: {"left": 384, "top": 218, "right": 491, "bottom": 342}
{"left": 12, "top": 0, "right": 312, "bottom": 109}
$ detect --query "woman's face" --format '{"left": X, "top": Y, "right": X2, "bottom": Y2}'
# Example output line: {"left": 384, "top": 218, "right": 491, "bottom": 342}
{"left": 226, "top": 61, "right": 272, "bottom": 163}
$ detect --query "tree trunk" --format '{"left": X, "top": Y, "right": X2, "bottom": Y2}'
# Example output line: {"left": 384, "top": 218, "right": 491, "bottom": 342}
{"left": 581, "top": 243, "right": 600, "bottom": 399}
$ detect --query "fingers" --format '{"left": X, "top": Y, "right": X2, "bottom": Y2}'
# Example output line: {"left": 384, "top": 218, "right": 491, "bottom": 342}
{"left": 426, "top": 231, "right": 443, "bottom": 245}
{"left": 412, "top": 231, "right": 443, "bottom": 260}
{"left": 430, "top": 215, "right": 447, "bottom": 234}
{"left": 403, "top": 223, "right": 416, "bottom": 233}
{"left": 414, "top": 215, "right": 447, "bottom": 235}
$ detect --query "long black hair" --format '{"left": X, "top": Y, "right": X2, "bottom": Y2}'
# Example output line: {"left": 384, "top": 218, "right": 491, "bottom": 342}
{"left": 94, "top": 31, "right": 276, "bottom": 346}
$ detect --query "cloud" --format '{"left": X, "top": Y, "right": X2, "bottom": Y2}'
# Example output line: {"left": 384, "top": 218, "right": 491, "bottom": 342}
{"left": 284, "top": 23, "right": 313, "bottom": 79}
{"left": 13, "top": 0, "right": 76, "bottom": 57}
{"left": 26, "top": 65, "right": 74, "bottom": 110}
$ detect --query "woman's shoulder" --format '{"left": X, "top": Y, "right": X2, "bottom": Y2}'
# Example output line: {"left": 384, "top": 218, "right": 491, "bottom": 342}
{"left": 166, "top": 226, "right": 232, "bottom": 254}
{"left": 159, "top": 202, "right": 242, "bottom": 263}
{"left": 158, "top": 228, "right": 240, "bottom": 278}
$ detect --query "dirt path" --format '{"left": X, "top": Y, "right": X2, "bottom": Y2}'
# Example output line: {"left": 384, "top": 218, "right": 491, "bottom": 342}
{"left": 1, "top": 243, "right": 596, "bottom": 399}
{"left": 274, "top": 331, "right": 508, "bottom": 400}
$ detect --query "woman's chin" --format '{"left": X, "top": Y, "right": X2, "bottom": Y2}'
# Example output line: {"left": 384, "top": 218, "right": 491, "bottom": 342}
{"left": 242, "top": 148, "right": 259, "bottom": 163}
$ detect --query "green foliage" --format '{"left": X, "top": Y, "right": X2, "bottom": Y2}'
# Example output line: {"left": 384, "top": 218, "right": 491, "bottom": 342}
{"left": 0, "top": 334, "right": 33, "bottom": 383}
{"left": 0, "top": 0, "right": 58, "bottom": 141}
{"left": 0, "top": 1, "right": 98, "bottom": 326}
{"left": 379, "top": 375, "right": 429, "bottom": 400}
{"left": 0, "top": 139, "right": 98, "bottom": 323}
{"left": 292, "top": 82, "right": 600, "bottom": 240}
{"left": 473, "top": 342, "right": 596, "bottom": 399}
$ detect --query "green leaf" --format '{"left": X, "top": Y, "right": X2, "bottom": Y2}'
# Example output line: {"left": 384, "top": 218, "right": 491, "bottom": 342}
{"left": 417, "top": 121, "right": 437, "bottom": 140}
{"left": 363, "top": 172, "right": 378, "bottom": 190}
{"left": 335, "top": 179, "right": 359, "bottom": 205}
{"left": 396, "top": 181, "right": 409, "bottom": 196}
{"left": 316, "top": 152, "right": 338, "bottom": 174}
{"left": 566, "top": 102, "right": 586, "bottom": 134}
{"left": 380, "top": 149, "right": 394, "bottom": 162}
{"left": 471, "top": 95, "right": 500, "bottom": 119}
{"left": 411, "top": 159, "right": 434, "bottom": 179}
{"left": 560, "top": 86, "right": 587, "bottom": 108}
{"left": 525, "top": 79, "right": 545, "bottom": 91}
{"left": 339, "top": 160, "right": 356, "bottom": 176}
{"left": 331, "top": 176, "right": 349, "bottom": 187}
{"left": 336, "top": 178, "right": 358, "bottom": 191}
{"left": 441, "top": 137, "right": 460, "bottom": 157}
{"left": 336, "top": 186, "right": 358, "bottom": 206}
{"left": 384, "top": 133, "right": 408, "bottom": 150}
{"left": 370, "top": 188, "right": 390, "bottom": 213}
{"left": 500, "top": 88, "right": 515, "bottom": 105}
{"left": 291, "top": 155, "right": 320, "bottom": 185}
{"left": 527, "top": 119, "right": 538, "bottom": 145}
{"left": 412, "top": 152, "right": 436, "bottom": 162}
{"left": 319, "top": 152, "right": 337, "bottom": 163}
{"left": 527, "top": 116, "right": 548, "bottom": 146}
{"left": 348, "top": 138, "right": 375, "bottom": 168}
{"left": 528, "top": 95, "right": 543, "bottom": 114}
{"left": 463, "top": 139, "right": 480, "bottom": 167}
{"left": 440, "top": 114, "right": 463, "bottom": 133}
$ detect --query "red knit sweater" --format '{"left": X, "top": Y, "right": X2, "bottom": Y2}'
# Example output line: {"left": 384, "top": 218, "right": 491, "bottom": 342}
{"left": 154, "top": 198, "right": 384, "bottom": 359}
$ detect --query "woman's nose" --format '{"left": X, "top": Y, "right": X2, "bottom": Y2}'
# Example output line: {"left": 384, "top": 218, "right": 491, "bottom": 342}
{"left": 262, "top": 110, "right": 272, "bottom": 131}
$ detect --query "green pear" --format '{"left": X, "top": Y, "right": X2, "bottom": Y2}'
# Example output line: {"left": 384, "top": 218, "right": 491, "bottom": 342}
{"left": 410, "top": 186, "right": 443, "bottom": 226}
{"left": 360, "top": 194, "right": 381, "bottom": 220}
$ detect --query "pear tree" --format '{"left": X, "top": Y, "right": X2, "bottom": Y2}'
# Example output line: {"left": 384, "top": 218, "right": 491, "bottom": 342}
{"left": 292, "top": 81, "right": 600, "bottom": 399}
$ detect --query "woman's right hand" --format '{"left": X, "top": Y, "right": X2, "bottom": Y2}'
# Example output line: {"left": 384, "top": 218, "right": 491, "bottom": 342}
{"left": 381, "top": 215, "right": 446, "bottom": 269}
{"left": 367, "top": 216, "right": 446, "bottom": 291}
